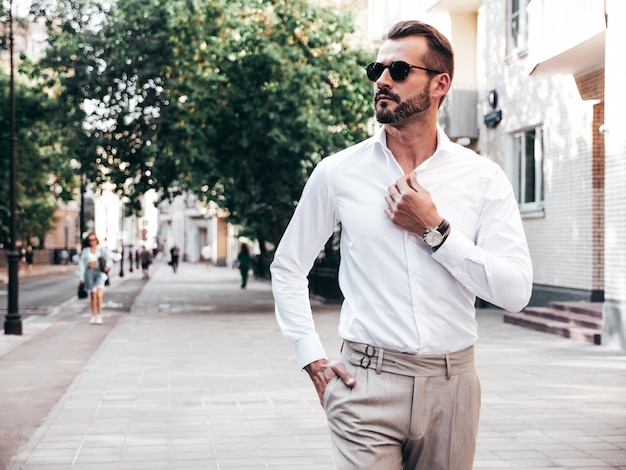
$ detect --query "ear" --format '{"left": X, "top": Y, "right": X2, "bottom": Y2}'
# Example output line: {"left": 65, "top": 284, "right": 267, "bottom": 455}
{"left": 431, "top": 73, "right": 451, "bottom": 103}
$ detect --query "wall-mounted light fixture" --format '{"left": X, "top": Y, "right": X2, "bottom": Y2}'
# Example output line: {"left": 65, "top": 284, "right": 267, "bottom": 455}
{"left": 484, "top": 89, "right": 502, "bottom": 129}
{"left": 484, "top": 110, "right": 502, "bottom": 128}
{"left": 488, "top": 89, "right": 498, "bottom": 109}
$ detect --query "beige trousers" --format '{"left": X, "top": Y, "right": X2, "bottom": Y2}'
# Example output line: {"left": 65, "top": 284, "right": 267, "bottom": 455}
{"left": 323, "top": 341, "right": 481, "bottom": 470}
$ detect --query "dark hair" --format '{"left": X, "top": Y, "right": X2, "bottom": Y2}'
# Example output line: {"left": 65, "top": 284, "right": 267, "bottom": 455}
{"left": 386, "top": 20, "right": 454, "bottom": 83}
{"left": 85, "top": 232, "right": 99, "bottom": 247}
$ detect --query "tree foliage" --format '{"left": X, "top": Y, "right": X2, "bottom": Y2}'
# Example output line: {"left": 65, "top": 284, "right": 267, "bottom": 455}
{"left": 156, "top": 0, "right": 373, "bottom": 248}
{"left": 34, "top": 0, "right": 173, "bottom": 213}
{"left": 34, "top": 0, "right": 373, "bottom": 248}
{"left": 0, "top": 60, "right": 78, "bottom": 246}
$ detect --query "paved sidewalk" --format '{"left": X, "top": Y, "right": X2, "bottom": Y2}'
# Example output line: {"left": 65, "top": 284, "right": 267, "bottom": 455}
{"left": 0, "top": 264, "right": 76, "bottom": 285}
{"left": 4, "top": 262, "right": 626, "bottom": 469}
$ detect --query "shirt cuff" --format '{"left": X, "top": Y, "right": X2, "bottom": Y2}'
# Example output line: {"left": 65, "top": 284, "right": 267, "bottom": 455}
{"left": 432, "top": 228, "right": 471, "bottom": 266}
{"left": 294, "top": 334, "right": 328, "bottom": 369}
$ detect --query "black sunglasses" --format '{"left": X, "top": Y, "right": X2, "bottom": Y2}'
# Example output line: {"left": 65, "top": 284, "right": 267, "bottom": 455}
{"left": 365, "top": 61, "right": 443, "bottom": 82}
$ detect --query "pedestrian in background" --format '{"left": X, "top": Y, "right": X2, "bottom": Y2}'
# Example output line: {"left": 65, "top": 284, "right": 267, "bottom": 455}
{"left": 271, "top": 20, "right": 532, "bottom": 470}
{"left": 76, "top": 232, "right": 112, "bottom": 325}
{"left": 25, "top": 246, "right": 34, "bottom": 274}
{"left": 16, "top": 246, "right": 26, "bottom": 275}
{"left": 201, "top": 244, "right": 212, "bottom": 268}
{"left": 140, "top": 246, "right": 153, "bottom": 279}
{"left": 237, "top": 243, "right": 253, "bottom": 289}
{"left": 170, "top": 245, "right": 180, "bottom": 273}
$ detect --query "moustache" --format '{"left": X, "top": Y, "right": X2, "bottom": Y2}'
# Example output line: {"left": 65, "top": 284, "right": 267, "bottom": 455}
{"left": 375, "top": 89, "right": 400, "bottom": 103}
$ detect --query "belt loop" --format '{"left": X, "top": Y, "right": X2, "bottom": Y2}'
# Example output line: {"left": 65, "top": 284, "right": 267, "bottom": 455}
{"left": 445, "top": 354, "right": 451, "bottom": 380}
{"left": 375, "top": 347, "right": 384, "bottom": 375}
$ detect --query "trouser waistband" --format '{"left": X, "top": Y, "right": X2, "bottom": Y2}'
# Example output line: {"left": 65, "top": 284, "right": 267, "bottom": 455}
{"left": 343, "top": 340, "right": 475, "bottom": 380}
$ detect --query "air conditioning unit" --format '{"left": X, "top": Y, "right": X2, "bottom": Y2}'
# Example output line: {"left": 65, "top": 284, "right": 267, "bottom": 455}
{"left": 440, "top": 88, "right": 479, "bottom": 139}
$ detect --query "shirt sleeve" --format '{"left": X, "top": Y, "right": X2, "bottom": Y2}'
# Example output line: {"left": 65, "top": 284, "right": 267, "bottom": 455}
{"left": 433, "top": 168, "right": 533, "bottom": 312}
{"left": 271, "top": 160, "right": 339, "bottom": 369}
{"left": 75, "top": 249, "right": 86, "bottom": 280}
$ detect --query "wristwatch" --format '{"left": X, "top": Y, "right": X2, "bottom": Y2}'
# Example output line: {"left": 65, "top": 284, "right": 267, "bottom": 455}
{"left": 423, "top": 219, "right": 450, "bottom": 251}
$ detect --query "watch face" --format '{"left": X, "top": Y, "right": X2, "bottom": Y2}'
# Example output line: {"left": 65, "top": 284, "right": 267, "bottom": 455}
{"left": 424, "top": 230, "right": 443, "bottom": 247}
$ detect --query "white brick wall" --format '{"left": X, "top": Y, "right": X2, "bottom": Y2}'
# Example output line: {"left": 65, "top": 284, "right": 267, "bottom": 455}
{"left": 604, "top": 0, "right": 626, "bottom": 303}
{"left": 478, "top": 0, "right": 600, "bottom": 294}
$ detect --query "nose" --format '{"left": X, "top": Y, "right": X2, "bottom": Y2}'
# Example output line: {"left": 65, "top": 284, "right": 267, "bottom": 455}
{"left": 375, "top": 67, "right": 394, "bottom": 86}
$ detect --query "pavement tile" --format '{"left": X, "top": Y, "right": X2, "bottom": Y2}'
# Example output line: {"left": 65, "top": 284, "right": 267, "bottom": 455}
{"left": 4, "top": 261, "right": 626, "bottom": 469}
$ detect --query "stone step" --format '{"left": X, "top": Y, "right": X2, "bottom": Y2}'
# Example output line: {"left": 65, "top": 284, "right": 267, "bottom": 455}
{"left": 522, "top": 306, "right": 603, "bottom": 329}
{"left": 546, "top": 301, "right": 603, "bottom": 319}
{"left": 503, "top": 311, "right": 602, "bottom": 345}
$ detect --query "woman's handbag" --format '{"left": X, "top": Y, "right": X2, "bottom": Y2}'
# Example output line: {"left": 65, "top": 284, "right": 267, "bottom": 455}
{"left": 99, "top": 255, "right": 111, "bottom": 286}
{"left": 78, "top": 283, "right": 88, "bottom": 299}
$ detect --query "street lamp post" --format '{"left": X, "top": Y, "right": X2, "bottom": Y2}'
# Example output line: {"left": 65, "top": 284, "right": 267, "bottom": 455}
{"left": 119, "top": 239, "right": 124, "bottom": 277}
{"left": 4, "top": 0, "right": 22, "bottom": 335}
{"left": 119, "top": 200, "right": 125, "bottom": 277}
{"left": 79, "top": 172, "right": 86, "bottom": 239}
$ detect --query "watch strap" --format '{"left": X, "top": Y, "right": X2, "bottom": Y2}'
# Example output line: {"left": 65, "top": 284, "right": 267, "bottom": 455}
{"left": 431, "top": 219, "right": 450, "bottom": 252}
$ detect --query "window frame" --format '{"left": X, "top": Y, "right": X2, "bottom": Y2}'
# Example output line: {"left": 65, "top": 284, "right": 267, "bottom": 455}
{"left": 509, "top": 126, "right": 544, "bottom": 213}
{"left": 508, "top": 0, "right": 529, "bottom": 56}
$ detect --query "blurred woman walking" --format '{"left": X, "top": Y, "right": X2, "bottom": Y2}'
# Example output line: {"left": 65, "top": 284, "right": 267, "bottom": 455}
{"left": 76, "top": 233, "right": 112, "bottom": 325}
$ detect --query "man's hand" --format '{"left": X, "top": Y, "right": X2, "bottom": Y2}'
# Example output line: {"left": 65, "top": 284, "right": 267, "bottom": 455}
{"left": 304, "top": 359, "right": 356, "bottom": 407}
{"left": 385, "top": 173, "right": 441, "bottom": 235}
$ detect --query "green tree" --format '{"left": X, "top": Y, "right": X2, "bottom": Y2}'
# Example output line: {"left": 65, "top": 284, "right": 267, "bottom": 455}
{"left": 164, "top": 0, "right": 372, "bottom": 251}
{"left": 34, "top": 0, "right": 173, "bottom": 213}
{"left": 35, "top": 0, "right": 373, "bottom": 251}
{"left": 0, "top": 46, "right": 78, "bottom": 246}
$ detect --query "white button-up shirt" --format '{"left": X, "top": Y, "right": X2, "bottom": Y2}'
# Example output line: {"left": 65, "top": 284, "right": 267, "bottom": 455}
{"left": 271, "top": 127, "right": 533, "bottom": 369}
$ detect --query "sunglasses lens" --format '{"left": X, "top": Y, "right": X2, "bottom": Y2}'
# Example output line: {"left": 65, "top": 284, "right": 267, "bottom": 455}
{"left": 365, "top": 62, "right": 382, "bottom": 81}
{"left": 366, "top": 62, "right": 412, "bottom": 82}
{"left": 389, "top": 62, "right": 410, "bottom": 81}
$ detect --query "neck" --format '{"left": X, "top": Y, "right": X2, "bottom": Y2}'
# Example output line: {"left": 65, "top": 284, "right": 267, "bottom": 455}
{"left": 384, "top": 120, "right": 438, "bottom": 174}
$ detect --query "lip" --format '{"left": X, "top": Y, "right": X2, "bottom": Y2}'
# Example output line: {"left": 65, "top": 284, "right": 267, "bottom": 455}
{"left": 375, "top": 93, "right": 397, "bottom": 104}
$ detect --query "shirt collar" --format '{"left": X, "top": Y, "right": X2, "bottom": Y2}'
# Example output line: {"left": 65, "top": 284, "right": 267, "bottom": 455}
{"left": 373, "top": 125, "right": 387, "bottom": 148}
{"left": 372, "top": 126, "right": 395, "bottom": 167}
{"left": 372, "top": 125, "right": 455, "bottom": 169}
{"left": 434, "top": 125, "right": 454, "bottom": 155}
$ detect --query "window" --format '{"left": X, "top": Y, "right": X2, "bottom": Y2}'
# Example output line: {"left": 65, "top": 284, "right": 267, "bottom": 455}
{"left": 510, "top": 127, "right": 544, "bottom": 212}
{"left": 508, "top": 0, "right": 529, "bottom": 55}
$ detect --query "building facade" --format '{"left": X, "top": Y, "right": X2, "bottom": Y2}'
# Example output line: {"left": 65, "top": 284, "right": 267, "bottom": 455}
{"left": 602, "top": 0, "right": 626, "bottom": 350}
{"left": 157, "top": 194, "right": 237, "bottom": 267}
{"left": 419, "top": 0, "right": 625, "bottom": 349}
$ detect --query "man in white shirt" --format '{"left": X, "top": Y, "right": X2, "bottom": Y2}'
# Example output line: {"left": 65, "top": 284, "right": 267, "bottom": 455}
{"left": 271, "top": 20, "right": 532, "bottom": 469}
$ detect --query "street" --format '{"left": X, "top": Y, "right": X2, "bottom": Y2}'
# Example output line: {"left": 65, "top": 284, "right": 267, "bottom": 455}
{"left": 1, "top": 263, "right": 625, "bottom": 469}
{"left": 0, "top": 272, "right": 78, "bottom": 317}
{"left": 0, "top": 262, "right": 143, "bottom": 319}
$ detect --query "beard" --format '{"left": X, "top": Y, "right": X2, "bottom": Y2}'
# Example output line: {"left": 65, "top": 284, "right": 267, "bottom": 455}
{"left": 375, "top": 78, "right": 433, "bottom": 124}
